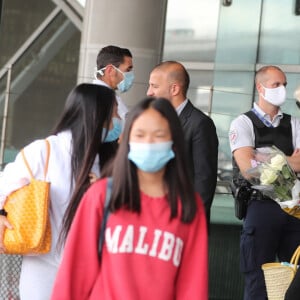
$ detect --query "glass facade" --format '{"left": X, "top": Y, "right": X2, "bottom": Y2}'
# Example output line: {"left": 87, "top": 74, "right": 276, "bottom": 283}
{"left": 163, "top": 0, "right": 300, "bottom": 225}
{"left": 163, "top": 3, "right": 299, "bottom": 296}
{"left": 163, "top": 0, "right": 219, "bottom": 115}
{"left": 1, "top": 0, "right": 299, "bottom": 213}
{"left": 1, "top": 0, "right": 299, "bottom": 209}
{"left": 0, "top": 1, "right": 298, "bottom": 298}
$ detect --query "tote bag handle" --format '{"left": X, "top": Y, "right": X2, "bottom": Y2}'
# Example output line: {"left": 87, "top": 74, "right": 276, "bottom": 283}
{"left": 21, "top": 139, "right": 50, "bottom": 180}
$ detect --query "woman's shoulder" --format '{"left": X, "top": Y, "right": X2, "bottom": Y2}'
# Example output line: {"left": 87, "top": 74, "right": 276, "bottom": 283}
{"left": 22, "top": 132, "right": 63, "bottom": 153}
{"left": 19, "top": 138, "right": 51, "bottom": 167}
{"left": 84, "top": 177, "right": 110, "bottom": 204}
{"left": 22, "top": 132, "right": 73, "bottom": 163}
{"left": 46, "top": 131, "right": 72, "bottom": 150}
{"left": 90, "top": 177, "right": 108, "bottom": 190}
{"left": 23, "top": 138, "right": 48, "bottom": 152}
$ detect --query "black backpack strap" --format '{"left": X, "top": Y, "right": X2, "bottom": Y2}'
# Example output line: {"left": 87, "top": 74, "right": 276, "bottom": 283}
{"left": 98, "top": 177, "right": 113, "bottom": 258}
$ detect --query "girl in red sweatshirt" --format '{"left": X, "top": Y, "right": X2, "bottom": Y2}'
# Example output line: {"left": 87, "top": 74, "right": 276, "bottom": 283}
{"left": 51, "top": 97, "right": 208, "bottom": 300}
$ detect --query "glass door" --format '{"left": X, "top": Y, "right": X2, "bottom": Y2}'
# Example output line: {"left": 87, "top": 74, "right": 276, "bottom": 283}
{"left": 258, "top": 0, "right": 300, "bottom": 113}
{"left": 212, "top": 0, "right": 300, "bottom": 188}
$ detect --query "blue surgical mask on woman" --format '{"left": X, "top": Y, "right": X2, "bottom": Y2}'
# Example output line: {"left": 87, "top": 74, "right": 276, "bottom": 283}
{"left": 102, "top": 118, "right": 122, "bottom": 142}
{"left": 128, "top": 141, "right": 175, "bottom": 173}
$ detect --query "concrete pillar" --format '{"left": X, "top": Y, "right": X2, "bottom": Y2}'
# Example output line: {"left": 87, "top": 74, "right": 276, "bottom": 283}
{"left": 77, "top": 0, "right": 168, "bottom": 108}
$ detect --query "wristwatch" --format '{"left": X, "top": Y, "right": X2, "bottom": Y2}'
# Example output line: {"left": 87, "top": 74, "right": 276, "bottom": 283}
{"left": 0, "top": 209, "right": 7, "bottom": 216}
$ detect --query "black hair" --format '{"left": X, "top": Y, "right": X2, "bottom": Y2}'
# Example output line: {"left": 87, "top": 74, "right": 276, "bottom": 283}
{"left": 96, "top": 45, "right": 132, "bottom": 70}
{"left": 54, "top": 83, "right": 117, "bottom": 244}
{"left": 105, "top": 97, "right": 197, "bottom": 223}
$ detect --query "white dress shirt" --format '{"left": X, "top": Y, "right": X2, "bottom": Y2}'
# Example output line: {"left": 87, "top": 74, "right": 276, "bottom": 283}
{"left": 92, "top": 78, "right": 129, "bottom": 120}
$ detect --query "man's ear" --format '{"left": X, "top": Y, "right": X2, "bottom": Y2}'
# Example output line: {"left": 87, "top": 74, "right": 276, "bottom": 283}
{"left": 294, "top": 86, "right": 300, "bottom": 103}
{"left": 105, "top": 65, "right": 115, "bottom": 76}
{"left": 256, "top": 82, "right": 264, "bottom": 94}
{"left": 171, "top": 83, "right": 180, "bottom": 96}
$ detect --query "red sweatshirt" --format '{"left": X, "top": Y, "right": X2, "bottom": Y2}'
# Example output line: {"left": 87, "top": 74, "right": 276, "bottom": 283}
{"left": 51, "top": 178, "right": 208, "bottom": 300}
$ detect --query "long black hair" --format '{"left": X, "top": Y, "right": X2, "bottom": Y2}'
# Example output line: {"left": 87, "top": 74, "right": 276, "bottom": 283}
{"left": 106, "top": 97, "right": 197, "bottom": 223}
{"left": 54, "top": 83, "right": 116, "bottom": 244}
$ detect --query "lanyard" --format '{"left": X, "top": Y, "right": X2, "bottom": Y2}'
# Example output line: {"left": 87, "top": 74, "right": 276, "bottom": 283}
{"left": 251, "top": 108, "right": 274, "bottom": 128}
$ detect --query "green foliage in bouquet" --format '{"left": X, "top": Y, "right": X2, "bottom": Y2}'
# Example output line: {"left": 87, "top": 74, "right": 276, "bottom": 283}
{"left": 272, "top": 164, "right": 297, "bottom": 201}
{"left": 247, "top": 146, "right": 298, "bottom": 202}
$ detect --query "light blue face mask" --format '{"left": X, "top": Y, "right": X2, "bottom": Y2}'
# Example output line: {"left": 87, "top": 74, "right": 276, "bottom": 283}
{"left": 102, "top": 118, "right": 122, "bottom": 143}
{"left": 115, "top": 67, "right": 134, "bottom": 93}
{"left": 128, "top": 141, "right": 175, "bottom": 173}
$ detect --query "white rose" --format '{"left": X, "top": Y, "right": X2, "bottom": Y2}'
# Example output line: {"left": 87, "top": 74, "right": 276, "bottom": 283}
{"left": 270, "top": 154, "right": 286, "bottom": 171}
{"left": 260, "top": 168, "right": 278, "bottom": 185}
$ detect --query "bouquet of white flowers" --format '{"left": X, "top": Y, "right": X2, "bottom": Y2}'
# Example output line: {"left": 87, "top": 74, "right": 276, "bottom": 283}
{"left": 246, "top": 146, "right": 300, "bottom": 213}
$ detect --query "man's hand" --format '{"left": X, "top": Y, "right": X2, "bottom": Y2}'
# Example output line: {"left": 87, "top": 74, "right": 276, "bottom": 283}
{"left": 287, "top": 149, "right": 300, "bottom": 172}
{"left": 89, "top": 172, "right": 98, "bottom": 184}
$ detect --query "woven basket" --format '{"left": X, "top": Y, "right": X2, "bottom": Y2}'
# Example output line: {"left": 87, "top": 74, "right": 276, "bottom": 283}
{"left": 262, "top": 246, "right": 300, "bottom": 300}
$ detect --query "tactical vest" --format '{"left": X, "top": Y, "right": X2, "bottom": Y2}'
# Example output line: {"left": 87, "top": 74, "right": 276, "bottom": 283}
{"left": 232, "top": 110, "right": 293, "bottom": 190}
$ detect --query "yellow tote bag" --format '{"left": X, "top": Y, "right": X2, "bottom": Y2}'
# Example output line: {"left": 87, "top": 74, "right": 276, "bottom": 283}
{"left": 3, "top": 140, "right": 51, "bottom": 255}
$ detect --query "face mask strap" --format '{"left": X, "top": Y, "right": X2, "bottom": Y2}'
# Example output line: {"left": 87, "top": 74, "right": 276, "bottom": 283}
{"left": 111, "top": 65, "right": 125, "bottom": 78}
{"left": 94, "top": 67, "right": 107, "bottom": 80}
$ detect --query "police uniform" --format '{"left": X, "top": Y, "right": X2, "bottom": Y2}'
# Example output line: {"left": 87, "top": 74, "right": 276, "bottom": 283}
{"left": 229, "top": 103, "right": 300, "bottom": 300}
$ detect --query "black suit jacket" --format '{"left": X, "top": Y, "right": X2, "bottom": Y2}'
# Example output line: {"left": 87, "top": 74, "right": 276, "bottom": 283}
{"left": 179, "top": 100, "right": 219, "bottom": 222}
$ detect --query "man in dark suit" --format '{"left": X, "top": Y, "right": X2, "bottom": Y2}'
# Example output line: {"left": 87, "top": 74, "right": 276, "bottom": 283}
{"left": 147, "top": 61, "right": 219, "bottom": 226}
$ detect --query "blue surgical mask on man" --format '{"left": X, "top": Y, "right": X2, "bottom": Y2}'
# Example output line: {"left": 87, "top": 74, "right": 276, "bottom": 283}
{"left": 102, "top": 118, "right": 122, "bottom": 142}
{"left": 94, "top": 65, "right": 134, "bottom": 93}
{"left": 128, "top": 141, "right": 175, "bottom": 173}
{"left": 113, "top": 66, "right": 134, "bottom": 93}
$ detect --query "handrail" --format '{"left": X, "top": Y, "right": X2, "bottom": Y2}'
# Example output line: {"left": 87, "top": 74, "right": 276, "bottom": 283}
{"left": 0, "top": 5, "right": 77, "bottom": 168}
{"left": 0, "top": 7, "right": 61, "bottom": 81}
{"left": 51, "top": 0, "right": 83, "bottom": 30}
{"left": 0, "top": 7, "right": 61, "bottom": 169}
{"left": 0, "top": 66, "right": 12, "bottom": 169}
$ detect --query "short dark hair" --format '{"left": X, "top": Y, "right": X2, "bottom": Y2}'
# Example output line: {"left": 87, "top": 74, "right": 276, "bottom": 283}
{"left": 96, "top": 45, "right": 132, "bottom": 69}
{"left": 107, "top": 97, "right": 197, "bottom": 223}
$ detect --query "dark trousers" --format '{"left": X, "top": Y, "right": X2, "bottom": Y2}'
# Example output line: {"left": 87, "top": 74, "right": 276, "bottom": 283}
{"left": 240, "top": 199, "right": 300, "bottom": 300}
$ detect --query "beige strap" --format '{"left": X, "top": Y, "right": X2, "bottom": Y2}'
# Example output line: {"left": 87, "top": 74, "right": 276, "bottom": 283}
{"left": 21, "top": 139, "right": 50, "bottom": 180}
{"left": 43, "top": 139, "right": 50, "bottom": 178}
{"left": 290, "top": 245, "right": 300, "bottom": 272}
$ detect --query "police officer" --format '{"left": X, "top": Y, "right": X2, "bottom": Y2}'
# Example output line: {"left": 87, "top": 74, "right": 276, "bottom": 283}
{"left": 229, "top": 65, "right": 300, "bottom": 300}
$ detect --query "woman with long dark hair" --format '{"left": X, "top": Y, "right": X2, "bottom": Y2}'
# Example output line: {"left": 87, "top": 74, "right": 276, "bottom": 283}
{"left": 51, "top": 97, "right": 208, "bottom": 300}
{"left": 0, "top": 83, "right": 121, "bottom": 300}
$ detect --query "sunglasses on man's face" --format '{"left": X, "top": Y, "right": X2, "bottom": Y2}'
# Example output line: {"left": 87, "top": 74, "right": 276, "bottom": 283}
{"left": 296, "top": 101, "right": 300, "bottom": 110}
